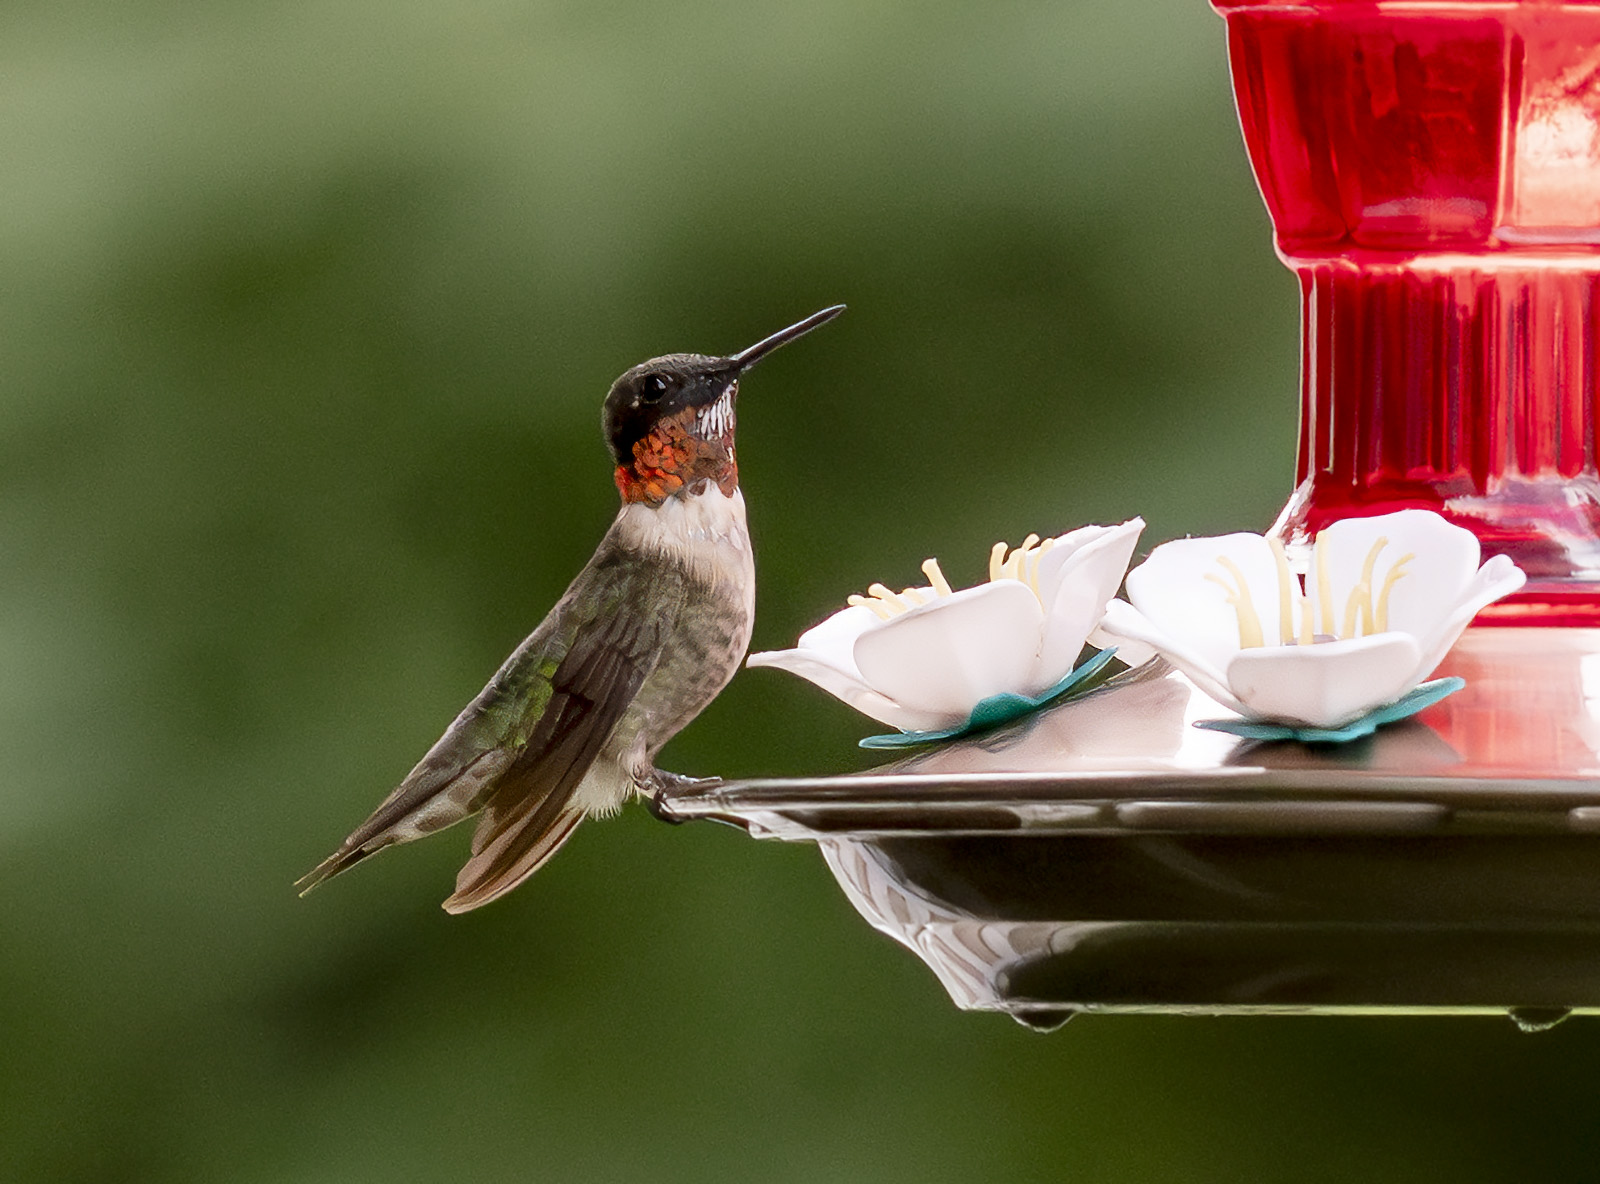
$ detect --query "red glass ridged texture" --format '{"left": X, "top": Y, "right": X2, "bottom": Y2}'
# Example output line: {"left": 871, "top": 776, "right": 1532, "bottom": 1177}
{"left": 1214, "top": 0, "right": 1600, "bottom": 623}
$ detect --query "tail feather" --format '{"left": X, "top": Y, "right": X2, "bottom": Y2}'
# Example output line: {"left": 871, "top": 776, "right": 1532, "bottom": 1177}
{"left": 442, "top": 808, "right": 585, "bottom": 914}
{"left": 294, "top": 746, "right": 510, "bottom": 896}
{"left": 294, "top": 842, "right": 383, "bottom": 897}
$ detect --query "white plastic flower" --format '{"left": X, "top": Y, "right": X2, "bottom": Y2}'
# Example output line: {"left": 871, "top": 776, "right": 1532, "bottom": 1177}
{"left": 747, "top": 519, "right": 1145, "bottom": 732}
{"left": 1094, "top": 509, "right": 1525, "bottom": 729}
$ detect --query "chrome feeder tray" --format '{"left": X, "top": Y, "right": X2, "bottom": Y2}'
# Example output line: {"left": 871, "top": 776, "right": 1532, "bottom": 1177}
{"left": 659, "top": 629, "right": 1600, "bottom": 1029}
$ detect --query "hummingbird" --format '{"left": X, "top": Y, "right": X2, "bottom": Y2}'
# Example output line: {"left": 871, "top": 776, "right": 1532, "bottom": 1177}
{"left": 297, "top": 304, "right": 845, "bottom": 912}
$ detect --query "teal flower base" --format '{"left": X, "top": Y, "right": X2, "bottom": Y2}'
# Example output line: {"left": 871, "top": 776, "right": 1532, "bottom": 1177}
{"left": 860, "top": 648, "right": 1119, "bottom": 750}
{"left": 1193, "top": 677, "right": 1465, "bottom": 744}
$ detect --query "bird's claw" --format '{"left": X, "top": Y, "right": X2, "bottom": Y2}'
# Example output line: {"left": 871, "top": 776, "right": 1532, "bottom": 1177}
{"left": 647, "top": 787, "right": 682, "bottom": 825}
{"left": 643, "top": 771, "right": 721, "bottom": 825}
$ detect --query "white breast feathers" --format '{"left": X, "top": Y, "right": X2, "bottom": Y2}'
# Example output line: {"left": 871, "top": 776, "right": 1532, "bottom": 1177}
{"left": 614, "top": 486, "right": 751, "bottom": 583}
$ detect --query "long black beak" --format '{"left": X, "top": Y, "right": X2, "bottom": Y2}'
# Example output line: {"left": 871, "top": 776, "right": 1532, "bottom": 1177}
{"left": 730, "top": 304, "right": 846, "bottom": 373}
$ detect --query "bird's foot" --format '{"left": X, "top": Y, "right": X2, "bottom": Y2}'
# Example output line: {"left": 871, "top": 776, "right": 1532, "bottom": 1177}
{"left": 642, "top": 770, "right": 721, "bottom": 825}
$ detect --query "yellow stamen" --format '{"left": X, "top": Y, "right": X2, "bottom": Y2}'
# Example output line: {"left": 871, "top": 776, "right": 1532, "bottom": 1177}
{"left": 848, "top": 594, "right": 893, "bottom": 621}
{"left": 1315, "top": 530, "right": 1334, "bottom": 635}
{"left": 987, "top": 533, "right": 1059, "bottom": 604}
{"left": 1340, "top": 583, "right": 1366, "bottom": 639}
{"left": 1342, "top": 536, "right": 1388, "bottom": 637}
{"left": 1206, "top": 556, "right": 1265, "bottom": 648}
{"left": 922, "top": 558, "right": 953, "bottom": 597}
{"left": 1375, "top": 552, "right": 1414, "bottom": 632}
{"left": 866, "top": 583, "right": 905, "bottom": 613}
{"left": 1267, "top": 536, "right": 1296, "bottom": 645}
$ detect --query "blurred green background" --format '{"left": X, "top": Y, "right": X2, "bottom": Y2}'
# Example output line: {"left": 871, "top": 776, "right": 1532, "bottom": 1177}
{"left": 6, "top": 1, "right": 1600, "bottom": 1181}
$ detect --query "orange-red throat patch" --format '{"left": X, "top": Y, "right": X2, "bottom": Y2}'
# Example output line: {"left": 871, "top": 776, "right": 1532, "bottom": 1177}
{"left": 614, "top": 404, "right": 738, "bottom": 506}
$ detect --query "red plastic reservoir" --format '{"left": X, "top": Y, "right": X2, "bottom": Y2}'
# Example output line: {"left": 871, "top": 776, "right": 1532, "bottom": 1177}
{"left": 1214, "top": 0, "right": 1600, "bottom": 622}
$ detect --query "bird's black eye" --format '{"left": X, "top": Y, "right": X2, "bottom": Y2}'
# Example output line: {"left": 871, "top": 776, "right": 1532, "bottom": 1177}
{"left": 641, "top": 374, "right": 669, "bottom": 403}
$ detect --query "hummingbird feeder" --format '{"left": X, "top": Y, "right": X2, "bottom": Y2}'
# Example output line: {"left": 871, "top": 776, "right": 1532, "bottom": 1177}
{"left": 660, "top": 0, "right": 1600, "bottom": 1028}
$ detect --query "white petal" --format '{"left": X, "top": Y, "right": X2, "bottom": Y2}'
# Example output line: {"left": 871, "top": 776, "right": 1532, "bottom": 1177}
{"left": 792, "top": 603, "right": 883, "bottom": 673}
{"left": 1124, "top": 533, "right": 1289, "bottom": 672}
{"left": 1224, "top": 632, "right": 1422, "bottom": 728}
{"left": 1087, "top": 621, "right": 1157, "bottom": 667}
{"left": 1030, "top": 519, "right": 1144, "bottom": 690}
{"left": 748, "top": 601, "right": 952, "bottom": 731}
{"left": 745, "top": 646, "right": 946, "bottom": 731}
{"left": 1033, "top": 518, "right": 1143, "bottom": 609}
{"left": 1306, "top": 510, "right": 1479, "bottom": 649}
{"left": 852, "top": 580, "right": 1045, "bottom": 728}
{"left": 1406, "top": 553, "right": 1527, "bottom": 682}
{"left": 1094, "top": 598, "right": 1242, "bottom": 711}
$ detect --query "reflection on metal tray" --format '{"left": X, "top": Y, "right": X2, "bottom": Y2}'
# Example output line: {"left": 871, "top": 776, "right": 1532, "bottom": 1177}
{"left": 658, "top": 628, "right": 1600, "bottom": 1027}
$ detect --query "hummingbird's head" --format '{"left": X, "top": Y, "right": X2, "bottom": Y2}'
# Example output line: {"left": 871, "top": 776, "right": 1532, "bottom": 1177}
{"left": 603, "top": 305, "right": 844, "bottom": 506}
{"left": 604, "top": 354, "right": 741, "bottom": 470}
